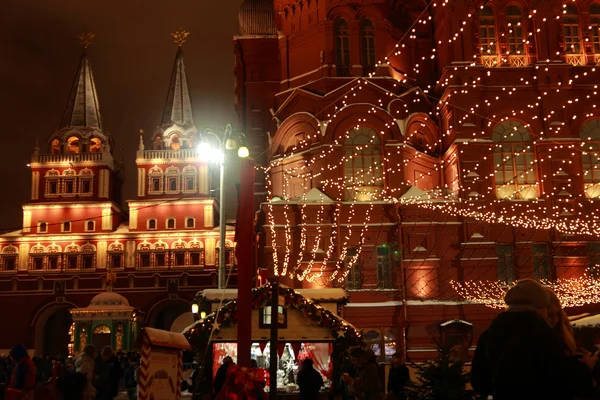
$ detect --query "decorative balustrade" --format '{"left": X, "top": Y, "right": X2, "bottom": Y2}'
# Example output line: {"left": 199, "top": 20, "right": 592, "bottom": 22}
{"left": 565, "top": 54, "right": 586, "bottom": 66}
{"left": 142, "top": 149, "right": 201, "bottom": 159}
{"left": 36, "top": 152, "right": 106, "bottom": 163}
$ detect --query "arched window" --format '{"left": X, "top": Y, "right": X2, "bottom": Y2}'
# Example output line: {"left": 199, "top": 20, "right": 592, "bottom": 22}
{"left": 182, "top": 166, "right": 197, "bottom": 192}
{"left": 344, "top": 127, "right": 383, "bottom": 201}
{"left": 492, "top": 120, "right": 538, "bottom": 200}
{"left": 148, "top": 167, "right": 163, "bottom": 194}
{"left": 147, "top": 219, "right": 157, "bottom": 230}
{"left": 50, "top": 139, "right": 60, "bottom": 154}
{"left": 591, "top": 3, "right": 600, "bottom": 56}
{"left": 185, "top": 217, "right": 195, "bottom": 229}
{"left": 67, "top": 136, "right": 80, "bottom": 154}
{"left": 563, "top": 4, "right": 581, "bottom": 56}
{"left": 62, "top": 221, "right": 72, "bottom": 233}
{"left": 360, "top": 19, "right": 376, "bottom": 74}
{"left": 506, "top": 5, "right": 524, "bottom": 55}
{"left": 166, "top": 218, "right": 176, "bottom": 230}
{"left": 335, "top": 18, "right": 350, "bottom": 77}
{"left": 85, "top": 221, "right": 95, "bottom": 232}
{"left": 580, "top": 119, "right": 600, "bottom": 198}
{"left": 479, "top": 6, "right": 498, "bottom": 65}
{"left": 170, "top": 134, "right": 181, "bottom": 150}
{"left": 38, "top": 222, "right": 47, "bottom": 233}
{"left": 165, "top": 167, "right": 180, "bottom": 193}
{"left": 89, "top": 137, "right": 102, "bottom": 152}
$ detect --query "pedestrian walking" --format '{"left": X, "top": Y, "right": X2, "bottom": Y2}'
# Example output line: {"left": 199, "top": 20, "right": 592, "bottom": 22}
{"left": 296, "top": 359, "right": 323, "bottom": 400}
{"left": 387, "top": 354, "right": 409, "bottom": 400}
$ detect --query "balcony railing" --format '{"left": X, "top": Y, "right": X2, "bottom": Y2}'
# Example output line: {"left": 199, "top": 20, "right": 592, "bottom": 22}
{"left": 507, "top": 55, "right": 527, "bottom": 67}
{"left": 35, "top": 153, "right": 105, "bottom": 163}
{"left": 142, "top": 149, "right": 200, "bottom": 160}
{"left": 481, "top": 55, "right": 500, "bottom": 67}
{"left": 565, "top": 54, "right": 586, "bottom": 66}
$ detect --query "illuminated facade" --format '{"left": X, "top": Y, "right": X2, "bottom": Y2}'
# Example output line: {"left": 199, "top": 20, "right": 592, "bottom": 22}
{"left": 0, "top": 37, "right": 235, "bottom": 356}
{"left": 235, "top": 0, "right": 600, "bottom": 360}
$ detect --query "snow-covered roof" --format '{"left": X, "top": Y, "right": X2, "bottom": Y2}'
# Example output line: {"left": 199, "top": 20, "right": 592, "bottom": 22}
{"left": 572, "top": 314, "right": 600, "bottom": 327}
{"left": 440, "top": 319, "right": 473, "bottom": 327}
{"left": 200, "top": 287, "right": 347, "bottom": 302}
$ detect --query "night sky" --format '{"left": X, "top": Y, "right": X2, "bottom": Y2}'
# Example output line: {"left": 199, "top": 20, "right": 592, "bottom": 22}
{"left": 0, "top": 1, "right": 240, "bottom": 230}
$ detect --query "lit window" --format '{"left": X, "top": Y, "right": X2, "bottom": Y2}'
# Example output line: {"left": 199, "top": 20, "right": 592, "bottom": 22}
{"left": 492, "top": 120, "right": 538, "bottom": 200}
{"left": 170, "top": 134, "right": 181, "bottom": 150}
{"left": 506, "top": 5, "right": 524, "bottom": 55}
{"left": 67, "top": 136, "right": 80, "bottom": 154}
{"left": 363, "top": 329, "right": 397, "bottom": 362}
{"left": 563, "top": 4, "right": 581, "bottom": 54}
{"left": 51, "top": 139, "right": 60, "bottom": 154}
{"left": 62, "top": 221, "right": 71, "bottom": 233}
{"left": 259, "top": 306, "right": 287, "bottom": 328}
{"left": 479, "top": 6, "right": 497, "bottom": 57}
{"left": 344, "top": 126, "right": 383, "bottom": 201}
{"left": 185, "top": 217, "right": 195, "bottom": 229}
{"left": 148, "top": 219, "right": 157, "bottom": 230}
{"left": 89, "top": 137, "right": 102, "bottom": 152}
{"left": 591, "top": 3, "right": 600, "bottom": 54}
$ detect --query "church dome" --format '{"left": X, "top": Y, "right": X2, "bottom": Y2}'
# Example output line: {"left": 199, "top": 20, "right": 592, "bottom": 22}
{"left": 89, "top": 291, "right": 130, "bottom": 307}
{"left": 239, "top": 0, "right": 277, "bottom": 36}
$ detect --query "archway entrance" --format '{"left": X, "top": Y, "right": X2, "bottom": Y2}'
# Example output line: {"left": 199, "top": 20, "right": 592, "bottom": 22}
{"left": 171, "top": 312, "right": 194, "bottom": 333}
{"left": 92, "top": 325, "right": 112, "bottom": 351}
{"left": 34, "top": 305, "right": 74, "bottom": 356}
{"left": 149, "top": 303, "right": 188, "bottom": 331}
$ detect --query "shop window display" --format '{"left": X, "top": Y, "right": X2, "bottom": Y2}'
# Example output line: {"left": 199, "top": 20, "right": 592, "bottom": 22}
{"left": 212, "top": 342, "right": 332, "bottom": 394}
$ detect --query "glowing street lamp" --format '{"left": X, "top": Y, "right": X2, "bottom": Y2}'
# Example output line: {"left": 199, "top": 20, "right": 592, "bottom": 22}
{"left": 198, "top": 124, "right": 249, "bottom": 289}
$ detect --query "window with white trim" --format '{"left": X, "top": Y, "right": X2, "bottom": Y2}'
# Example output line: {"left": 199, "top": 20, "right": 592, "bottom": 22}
{"left": 38, "top": 222, "right": 47, "bottom": 233}
{"left": 166, "top": 218, "right": 176, "bottom": 230}
{"left": 85, "top": 221, "right": 95, "bottom": 232}
{"left": 147, "top": 219, "right": 157, "bottom": 230}
{"left": 62, "top": 221, "right": 72, "bottom": 233}
{"left": 185, "top": 217, "right": 195, "bottom": 229}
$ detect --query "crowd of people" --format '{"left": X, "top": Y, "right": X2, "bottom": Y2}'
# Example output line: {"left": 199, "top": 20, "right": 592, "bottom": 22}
{"left": 0, "top": 346, "right": 141, "bottom": 400}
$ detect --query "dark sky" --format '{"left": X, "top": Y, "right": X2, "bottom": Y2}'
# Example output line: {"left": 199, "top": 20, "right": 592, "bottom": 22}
{"left": 0, "top": 0, "right": 240, "bottom": 230}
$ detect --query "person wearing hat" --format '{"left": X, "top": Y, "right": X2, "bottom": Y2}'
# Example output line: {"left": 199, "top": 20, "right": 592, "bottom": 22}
{"left": 471, "top": 279, "right": 595, "bottom": 400}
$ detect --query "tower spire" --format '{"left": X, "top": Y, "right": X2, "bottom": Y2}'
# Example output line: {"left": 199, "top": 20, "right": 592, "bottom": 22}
{"left": 161, "top": 28, "right": 194, "bottom": 130}
{"left": 60, "top": 31, "right": 103, "bottom": 130}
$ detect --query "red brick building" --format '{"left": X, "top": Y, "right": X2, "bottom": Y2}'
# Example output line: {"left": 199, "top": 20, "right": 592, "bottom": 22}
{"left": 0, "top": 40, "right": 235, "bottom": 356}
{"left": 234, "top": 0, "right": 600, "bottom": 361}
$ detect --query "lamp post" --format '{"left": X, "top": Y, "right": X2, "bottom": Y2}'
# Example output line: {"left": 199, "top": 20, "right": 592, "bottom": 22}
{"left": 198, "top": 124, "right": 249, "bottom": 289}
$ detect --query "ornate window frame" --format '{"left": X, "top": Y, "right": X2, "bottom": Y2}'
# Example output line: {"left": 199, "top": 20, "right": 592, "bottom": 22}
{"left": 165, "top": 167, "right": 180, "bottom": 194}
{"left": 148, "top": 166, "right": 164, "bottom": 195}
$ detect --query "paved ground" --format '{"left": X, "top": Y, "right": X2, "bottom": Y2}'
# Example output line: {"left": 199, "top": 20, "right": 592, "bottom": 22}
{"left": 115, "top": 391, "right": 193, "bottom": 399}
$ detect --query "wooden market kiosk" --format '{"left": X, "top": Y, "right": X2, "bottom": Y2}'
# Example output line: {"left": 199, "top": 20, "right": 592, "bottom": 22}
{"left": 183, "top": 284, "right": 363, "bottom": 396}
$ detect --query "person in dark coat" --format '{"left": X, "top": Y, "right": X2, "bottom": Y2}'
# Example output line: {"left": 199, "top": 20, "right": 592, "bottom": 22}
{"left": 387, "top": 354, "right": 409, "bottom": 400}
{"left": 8, "top": 345, "right": 36, "bottom": 391}
{"left": 296, "top": 359, "right": 323, "bottom": 400}
{"left": 213, "top": 356, "right": 233, "bottom": 397}
{"left": 94, "top": 346, "right": 115, "bottom": 400}
{"left": 471, "top": 279, "right": 595, "bottom": 400}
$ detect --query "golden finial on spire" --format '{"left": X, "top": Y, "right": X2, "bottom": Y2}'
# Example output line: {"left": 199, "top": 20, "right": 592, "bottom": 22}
{"left": 171, "top": 28, "right": 190, "bottom": 47}
{"left": 77, "top": 30, "right": 96, "bottom": 49}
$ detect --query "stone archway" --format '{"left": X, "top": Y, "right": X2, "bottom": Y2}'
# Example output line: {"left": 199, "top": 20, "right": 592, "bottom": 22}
{"left": 170, "top": 312, "right": 194, "bottom": 333}
{"left": 147, "top": 300, "right": 189, "bottom": 331}
{"left": 33, "top": 303, "right": 75, "bottom": 356}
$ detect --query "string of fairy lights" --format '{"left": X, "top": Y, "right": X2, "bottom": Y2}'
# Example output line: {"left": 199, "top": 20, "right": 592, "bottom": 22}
{"left": 260, "top": 0, "right": 600, "bottom": 306}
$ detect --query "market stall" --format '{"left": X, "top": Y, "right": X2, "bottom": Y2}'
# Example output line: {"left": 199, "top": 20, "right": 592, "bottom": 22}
{"left": 183, "top": 284, "right": 363, "bottom": 396}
